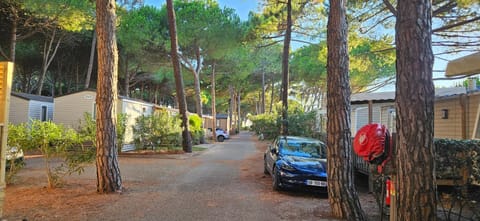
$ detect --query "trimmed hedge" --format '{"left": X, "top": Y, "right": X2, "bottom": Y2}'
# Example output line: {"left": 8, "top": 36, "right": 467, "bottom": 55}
{"left": 435, "top": 138, "right": 480, "bottom": 184}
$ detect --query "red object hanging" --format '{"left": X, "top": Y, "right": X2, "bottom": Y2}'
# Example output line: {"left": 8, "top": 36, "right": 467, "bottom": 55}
{"left": 353, "top": 123, "right": 389, "bottom": 164}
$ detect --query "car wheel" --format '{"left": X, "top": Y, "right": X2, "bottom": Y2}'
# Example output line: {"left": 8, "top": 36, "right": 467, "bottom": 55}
{"left": 263, "top": 159, "right": 269, "bottom": 175}
{"left": 272, "top": 168, "right": 282, "bottom": 191}
{"left": 217, "top": 135, "right": 225, "bottom": 142}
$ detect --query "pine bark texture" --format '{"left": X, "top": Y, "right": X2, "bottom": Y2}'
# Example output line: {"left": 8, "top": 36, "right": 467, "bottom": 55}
{"left": 395, "top": 0, "right": 436, "bottom": 220}
{"left": 280, "top": 0, "right": 292, "bottom": 136}
{"left": 166, "top": 0, "right": 192, "bottom": 152}
{"left": 326, "top": 0, "right": 366, "bottom": 220}
{"left": 211, "top": 62, "right": 217, "bottom": 141}
{"left": 95, "top": 0, "right": 122, "bottom": 193}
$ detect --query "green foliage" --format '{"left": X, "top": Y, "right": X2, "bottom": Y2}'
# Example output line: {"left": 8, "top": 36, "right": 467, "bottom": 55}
{"left": 22, "top": 0, "right": 95, "bottom": 31}
{"left": 435, "top": 138, "right": 480, "bottom": 183}
{"left": 287, "top": 111, "right": 316, "bottom": 137}
{"left": 7, "top": 123, "right": 29, "bottom": 151}
{"left": 249, "top": 113, "right": 279, "bottom": 139}
{"left": 290, "top": 44, "right": 326, "bottom": 88}
{"left": 132, "top": 111, "right": 182, "bottom": 150}
{"left": 8, "top": 120, "right": 94, "bottom": 188}
{"left": 435, "top": 138, "right": 480, "bottom": 220}
{"left": 118, "top": 6, "right": 166, "bottom": 55}
{"left": 167, "top": 0, "right": 243, "bottom": 53}
{"left": 249, "top": 109, "right": 317, "bottom": 140}
{"left": 116, "top": 113, "right": 128, "bottom": 152}
{"left": 5, "top": 123, "right": 28, "bottom": 184}
{"left": 290, "top": 36, "right": 395, "bottom": 93}
{"left": 188, "top": 114, "right": 204, "bottom": 145}
{"left": 77, "top": 112, "right": 128, "bottom": 152}
{"left": 77, "top": 112, "right": 96, "bottom": 144}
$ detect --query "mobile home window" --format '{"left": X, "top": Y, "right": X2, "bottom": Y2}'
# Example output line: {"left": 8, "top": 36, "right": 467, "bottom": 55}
{"left": 41, "top": 106, "right": 47, "bottom": 121}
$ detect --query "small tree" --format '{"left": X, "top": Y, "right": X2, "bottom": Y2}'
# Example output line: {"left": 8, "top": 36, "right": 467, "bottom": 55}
{"left": 19, "top": 120, "right": 93, "bottom": 188}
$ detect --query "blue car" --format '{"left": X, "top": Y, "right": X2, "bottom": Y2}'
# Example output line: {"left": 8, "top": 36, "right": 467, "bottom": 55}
{"left": 264, "top": 136, "right": 327, "bottom": 192}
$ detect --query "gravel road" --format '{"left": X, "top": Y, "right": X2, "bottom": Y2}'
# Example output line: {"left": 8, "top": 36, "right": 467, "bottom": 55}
{"left": 4, "top": 131, "right": 379, "bottom": 221}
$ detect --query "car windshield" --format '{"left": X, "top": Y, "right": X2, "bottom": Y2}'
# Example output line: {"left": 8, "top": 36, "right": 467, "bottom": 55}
{"left": 279, "top": 139, "right": 327, "bottom": 158}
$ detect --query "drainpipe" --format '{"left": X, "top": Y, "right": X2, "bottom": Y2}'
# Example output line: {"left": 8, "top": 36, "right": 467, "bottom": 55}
{"left": 368, "top": 100, "right": 373, "bottom": 124}
{"left": 460, "top": 94, "right": 467, "bottom": 139}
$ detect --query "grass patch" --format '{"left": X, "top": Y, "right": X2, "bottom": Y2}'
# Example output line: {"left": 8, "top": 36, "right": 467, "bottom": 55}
{"left": 157, "top": 145, "right": 207, "bottom": 152}
{"left": 192, "top": 146, "right": 207, "bottom": 152}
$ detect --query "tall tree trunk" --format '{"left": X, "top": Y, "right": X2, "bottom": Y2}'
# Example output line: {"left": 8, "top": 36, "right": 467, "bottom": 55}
{"left": 124, "top": 55, "right": 130, "bottom": 97}
{"left": 85, "top": 29, "right": 97, "bottom": 89}
{"left": 166, "top": 0, "right": 192, "bottom": 153}
{"left": 95, "top": 0, "right": 122, "bottom": 193}
{"left": 395, "top": 0, "right": 436, "bottom": 220}
{"left": 326, "top": 0, "right": 366, "bottom": 220}
{"left": 9, "top": 17, "right": 17, "bottom": 63}
{"left": 270, "top": 75, "right": 274, "bottom": 113}
{"left": 229, "top": 85, "right": 234, "bottom": 132}
{"left": 280, "top": 0, "right": 292, "bottom": 136}
{"left": 237, "top": 90, "right": 241, "bottom": 133}
{"left": 261, "top": 71, "right": 265, "bottom": 114}
{"left": 211, "top": 62, "right": 217, "bottom": 141}
{"left": 194, "top": 46, "right": 203, "bottom": 117}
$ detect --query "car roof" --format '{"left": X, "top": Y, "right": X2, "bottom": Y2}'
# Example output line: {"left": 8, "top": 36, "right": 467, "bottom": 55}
{"left": 277, "top": 136, "right": 324, "bottom": 143}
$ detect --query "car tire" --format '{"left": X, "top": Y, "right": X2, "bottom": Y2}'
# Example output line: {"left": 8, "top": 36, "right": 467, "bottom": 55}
{"left": 272, "top": 168, "right": 282, "bottom": 191}
{"left": 217, "top": 135, "right": 225, "bottom": 142}
{"left": 263, "top": 159, "right": 269, "bottom": 175}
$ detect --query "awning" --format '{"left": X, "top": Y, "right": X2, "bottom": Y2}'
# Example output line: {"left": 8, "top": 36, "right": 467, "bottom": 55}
{"left": 445, "top": 52, "right": 480, "bottom": 77}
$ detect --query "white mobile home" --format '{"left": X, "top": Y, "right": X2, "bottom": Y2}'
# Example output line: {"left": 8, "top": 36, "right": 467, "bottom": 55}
{"left": 54, "top": 90, "right": 154, "bottom": 151}
{"left": 9, "top": 92, "right": 54, "bottom": 124}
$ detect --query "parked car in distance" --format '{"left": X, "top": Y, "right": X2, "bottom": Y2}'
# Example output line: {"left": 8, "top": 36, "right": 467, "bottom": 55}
{"left": 6, "top": 146, "right": 24, "bottom": 170}
{"left": 264, "top": 136, "right": 327, "bottom": 192}
{"left": 215, "top": 128, "right": 229, "bottom": 142}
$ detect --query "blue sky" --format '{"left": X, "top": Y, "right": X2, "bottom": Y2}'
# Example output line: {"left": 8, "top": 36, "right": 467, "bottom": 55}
{"left": 144, "top": 0, "right": 260, "bottom": 20}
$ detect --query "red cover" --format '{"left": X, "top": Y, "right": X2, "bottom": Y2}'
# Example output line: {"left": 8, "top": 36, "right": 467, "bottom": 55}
{"left": 353, "top": 123, "right": 387, "bottom": 163}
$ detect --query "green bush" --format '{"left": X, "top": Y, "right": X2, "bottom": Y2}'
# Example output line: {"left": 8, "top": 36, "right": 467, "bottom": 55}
{"left": 116, "top": 113, "right": 128, "bottom": 152}
{"left": 435, "top": 138, "right": 480, "bottom": 183}
{"left": 6, "top": 123, "right": 28, "bottom": 184}
{"left": 77, "top": 112, "right": 128, "bottom": 153}
{"left": 435, "top": 138, "right": 480, "bottom": 220}
{"left": 132, "top": 111, "right": 181, "bottom": 150}
{"left": 249, "top": 110, "right": 317, "bottom": 140}
{"left": 8, "top": 120, "right": 93, "bottom": 188}
{"left": 188, "top": 114, "right": 204, "bottom": 145}
{"left": 249, "top": 113, "right": 278, "bottom": 139}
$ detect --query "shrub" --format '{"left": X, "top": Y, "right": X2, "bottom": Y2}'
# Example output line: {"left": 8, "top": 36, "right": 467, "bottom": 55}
{"left": 249, "top": 113, "right": 278, "bottom": 140}
{"left": 116, "top": 113, "right": 128, "bottom": 152}
{"left": 132, "top": 111, "right": 181, "bottom": 150}
{"left": 435, "top": 138, "right": 480, "bottom": 183}
{"left": 249, "top": 111, "right": 317, "bottom": 140}
{"left": 77, "top": 112, "right": 128, "bottom": 153}
{"left": 6, "top": 123, "right": 28, "bottom": 184}
{"left": 188, "top": 114, "right": 204, "bottom": 145}
{"left": 10, "top": 120, "right": 94, "bottom": 188}
{"left": 435, "top": 138, "right": 480, "bottom": 220}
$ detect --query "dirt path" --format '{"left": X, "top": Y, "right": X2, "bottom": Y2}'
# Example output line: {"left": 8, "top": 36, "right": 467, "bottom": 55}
{"left": 3, "top": 132, "right": 381, "bottom": 221}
